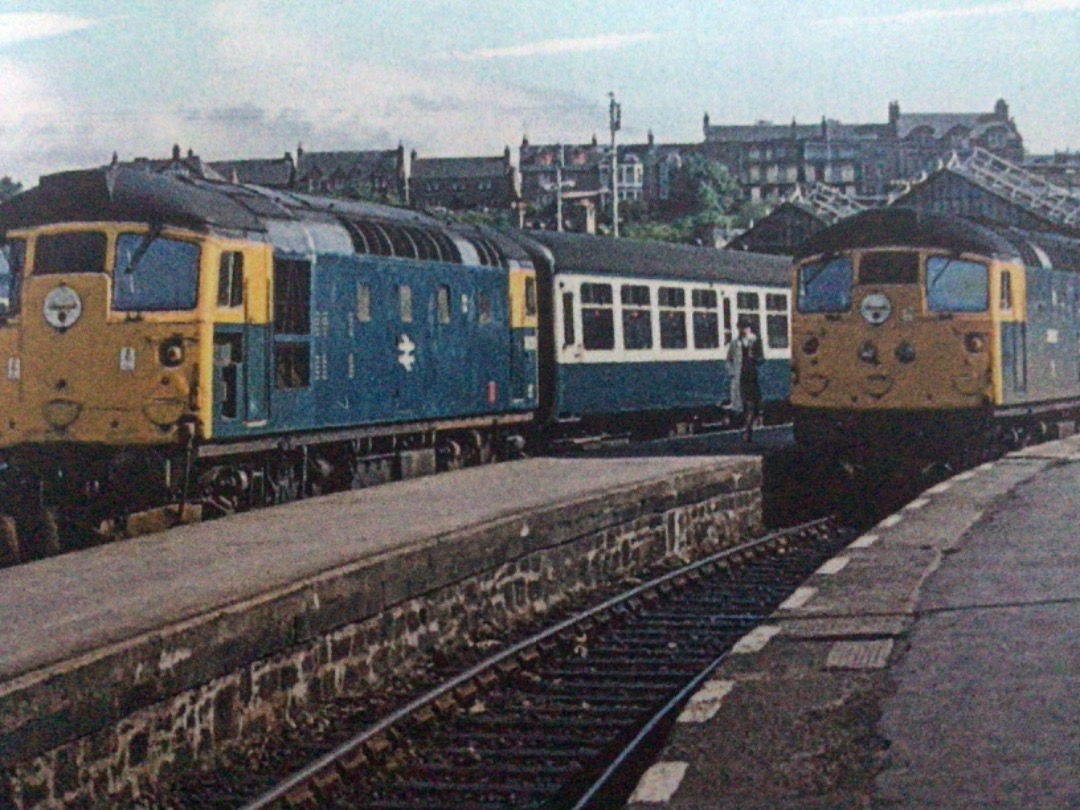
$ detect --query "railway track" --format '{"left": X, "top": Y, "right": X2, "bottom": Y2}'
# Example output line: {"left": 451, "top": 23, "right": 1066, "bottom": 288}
{"left": 178, "top": 517, "right": 850, "bottom": 810}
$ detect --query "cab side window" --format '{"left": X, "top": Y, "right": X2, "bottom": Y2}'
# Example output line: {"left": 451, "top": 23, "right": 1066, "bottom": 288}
{"left": 0, "top": 238, "right": 26, "bottom": 316}
{"left": 217, "top": 252, "right": 244, "bottom": 308}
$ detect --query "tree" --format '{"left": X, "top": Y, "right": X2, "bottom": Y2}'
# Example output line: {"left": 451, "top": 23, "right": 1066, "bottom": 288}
{"left": 668, "top": 155, "right": 741, "bottom": 220}
{"left": 0, "top": 177, "right": 23, "bottom": 203}
{"left": 621, "top": 158, "right": 766, "bottom": 246}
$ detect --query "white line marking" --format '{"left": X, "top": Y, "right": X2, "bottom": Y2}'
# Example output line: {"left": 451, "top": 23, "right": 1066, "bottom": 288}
{"left": 926, "top": 481, "right": 953, "bottom": 494}
{"left": 954, "top": 471, "right": 975, "bottom": 481}
{"left": 977, "top": 462, "right": 995, "bottom": 471}
{"left": 816, "top": 556, "right": 850, "bottom": 575}
{"left": 678, "top": 679, "right": 736, "bottom": 723}
{"left": 779, "top": 586, "right": 817, "bottom": 610}
{"left": 905, "top": 498, "right": 929, "bottom": 510}
{"left": 629, "top": 761, "right": 689, "bottom": 803}
{"left": 879, "top": 514, "right": 903, "bottom": 528}
{"left": 849, "top": 533, "right": 879, "bottom": 549}
{"left": 731, "top": 624, "right": 781, "bottom": 654}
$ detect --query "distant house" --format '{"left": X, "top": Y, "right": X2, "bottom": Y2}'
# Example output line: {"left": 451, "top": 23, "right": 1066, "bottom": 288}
{"left": 409, "top": 147, "right": 518, "bottom": 212}
{"left": 518, "top": 133, "right": 702, "bottom": 230}
{"left": 124, "top": 145, "right": 229, "bottom": 181}
{"left": 700, "top": 100, "right": 1024, "bottom": 201}
{"left": 294, "top": 146, "right": 408, "bottom": 204}
{"left": 208, "top": 153, "right": 296, "bottom": 188}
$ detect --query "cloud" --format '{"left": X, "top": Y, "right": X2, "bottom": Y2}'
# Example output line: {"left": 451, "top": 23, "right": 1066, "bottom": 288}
{"left": 451, "top": 32, "right": 660, "bottom": 60}
{"left": 0, "top": 13, "right": 94, "bottom": 48}
{"left": 819, "top": 0, "right": 1080, "bottom": 26}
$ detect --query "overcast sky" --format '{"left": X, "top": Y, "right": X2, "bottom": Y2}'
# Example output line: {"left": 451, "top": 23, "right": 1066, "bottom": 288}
{"left": 1, "top": 0, "right": 1077, "bottom": 186}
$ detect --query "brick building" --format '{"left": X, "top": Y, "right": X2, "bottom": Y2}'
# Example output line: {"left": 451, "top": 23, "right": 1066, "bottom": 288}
{"left": 409, "top": 148, "right": 518, "bottom": 212}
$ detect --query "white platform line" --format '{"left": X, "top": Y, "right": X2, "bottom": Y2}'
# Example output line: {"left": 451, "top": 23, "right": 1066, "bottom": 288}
{"left": 779, "top": 586, "right": 817, "bottom": 610}
{"left": 816, "top": 556, "right": 850, "bottom": 576}
{"left": 629, "top": 761, "right": 689, "bottom": 803}
{"left": 926, "top": 481, "right": 953, "bottom": 494}
{"left": 731, "top": 624, "right": 781, "bottom": 654}
{"left": 954, "top": 471, "right": 976, "bottom": 481}
{"left": 878, "top": 514, "right": 903, "bottom": 528}
{"left": 678, "top": 679, "right": 736, "bottom": 723}
{"left": 849, "top": 533, "right": 879, "bottom": 549}
{"left": 904, "top": 498, "right": 929, "bottom": 510}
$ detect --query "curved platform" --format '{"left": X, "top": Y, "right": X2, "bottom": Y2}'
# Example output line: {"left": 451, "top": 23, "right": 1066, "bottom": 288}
{"left": 626, "top": 436, "right": 1080, "bottom": 810}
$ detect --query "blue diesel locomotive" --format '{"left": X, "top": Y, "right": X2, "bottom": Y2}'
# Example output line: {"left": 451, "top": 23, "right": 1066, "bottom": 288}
{"left": 0, "top": 167, "right": 789, "bottom": 559}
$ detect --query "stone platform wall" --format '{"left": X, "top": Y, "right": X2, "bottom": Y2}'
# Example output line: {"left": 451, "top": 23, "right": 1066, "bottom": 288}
{"left": 2, "top": 459, "right": 761, "bottom": 808}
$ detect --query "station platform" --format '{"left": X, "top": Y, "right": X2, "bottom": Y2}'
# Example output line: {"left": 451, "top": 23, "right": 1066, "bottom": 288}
{"left": 626, "top": 436, "right": 1080, "bottom": 810}
{"left": 0, "top": 452, "right": 763, "bottom": 808}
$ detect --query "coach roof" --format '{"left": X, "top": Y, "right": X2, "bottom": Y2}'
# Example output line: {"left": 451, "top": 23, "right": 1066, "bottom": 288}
{"left": 523, "top": 230, "right": 790, "bottom": 285}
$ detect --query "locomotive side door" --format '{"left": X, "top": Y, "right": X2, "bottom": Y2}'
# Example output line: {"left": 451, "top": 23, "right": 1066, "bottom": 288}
{"left": 212, "top": 244, "right": 271, "bottom": 432}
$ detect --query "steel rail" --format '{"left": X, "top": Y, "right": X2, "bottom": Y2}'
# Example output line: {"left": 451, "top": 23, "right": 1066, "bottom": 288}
{"left": 239, "top": 516, "right": 833, "bottom": 810}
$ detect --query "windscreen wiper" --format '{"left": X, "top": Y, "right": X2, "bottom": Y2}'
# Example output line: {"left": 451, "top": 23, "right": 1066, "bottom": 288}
{"left": 121, "top": 222, "right": 164, "bottom": 275}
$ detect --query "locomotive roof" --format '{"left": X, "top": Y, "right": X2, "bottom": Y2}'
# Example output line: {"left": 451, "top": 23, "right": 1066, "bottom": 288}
{"left": 795, "top": 207, "right": 1080, "bottom": 270}
{"left": 0, "top": 166, "right": 451, "bottom": 237}
{"left": 520, "top": 230, "right": 790, "bottom": 286}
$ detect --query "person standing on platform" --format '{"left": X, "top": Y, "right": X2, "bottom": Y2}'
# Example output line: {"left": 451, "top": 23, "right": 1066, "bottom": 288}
{"left": 727, "top": 319, "right": 764, "bottom": 442}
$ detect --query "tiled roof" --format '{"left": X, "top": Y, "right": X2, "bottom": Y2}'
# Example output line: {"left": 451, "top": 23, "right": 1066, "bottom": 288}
{"left": 411, "top": 156, "right": 509, "bottom": 179}
{"left": 298, "top": 149, "right": 400, "bottom": 177}
{"left": 208, "top": 157, "right": 294, "bottom": 186}
{"left": 705, "top": 123, "right": 823, "bottom": 143}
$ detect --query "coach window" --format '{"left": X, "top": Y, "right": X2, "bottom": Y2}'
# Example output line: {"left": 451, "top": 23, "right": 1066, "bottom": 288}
{"left": 659, "top": 287, "right": 688, "bottom": 349}
{"left": 115, "top": 233, "right": 200, "bottom": 311}
{"left": 356, "top": 283, "right": 372, "bottom": 322}
{"left": 926, "top": 257, "right": 988, "bottom": 313}
{"left": 622, "top": 285, "right": 653, "bottom": 350}
{"left": 399, "top": 284, "right": 413, "bottom": 323}
{"left": 722, "top": 298, "right": 733, "bottom": 345}
{"left": 736, "top": 291, "right": 761, "bottom": 335}
{"left": 478, "top": 291, "right": 492, "bottom": 324}
{"left": 765, "top": 293, "right": 790, "bottom": 349}
{"left": 798, "top": 257, "right": 853, "bottom": 313}
{"left": 581, "top": 282, "right": 614, "bottom": 350}
{"left": 562, "top": 292, "right": 576, "bottom": 346}
{"left": 692, "top": 289, "right": 720, "bottom": 349}
{"left": 437, "top": 284, "right": 451, "bottom": 324}
{"left": 217, "top": 252, "right": 244, "bottom": 308}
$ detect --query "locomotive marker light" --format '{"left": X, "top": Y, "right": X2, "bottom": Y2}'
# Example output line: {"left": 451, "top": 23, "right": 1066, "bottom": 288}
{"left": 43, "top": 285, "right": 82, "bottom": 331}
{"left": 859, "top": 293, "right": 892, "bottom": 325}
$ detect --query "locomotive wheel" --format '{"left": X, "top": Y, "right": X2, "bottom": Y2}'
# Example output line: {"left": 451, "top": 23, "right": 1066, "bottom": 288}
{"left": 0, "top": 515, "right": 19, "bottom": 566}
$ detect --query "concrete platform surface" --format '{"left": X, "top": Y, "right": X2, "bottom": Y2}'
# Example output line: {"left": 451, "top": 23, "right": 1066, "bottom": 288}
{"left": 627, "top": 437, "right": 1080, "bottom": 810}
{"left": 0, "top": 455, "right": 755, "bottom": 682}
